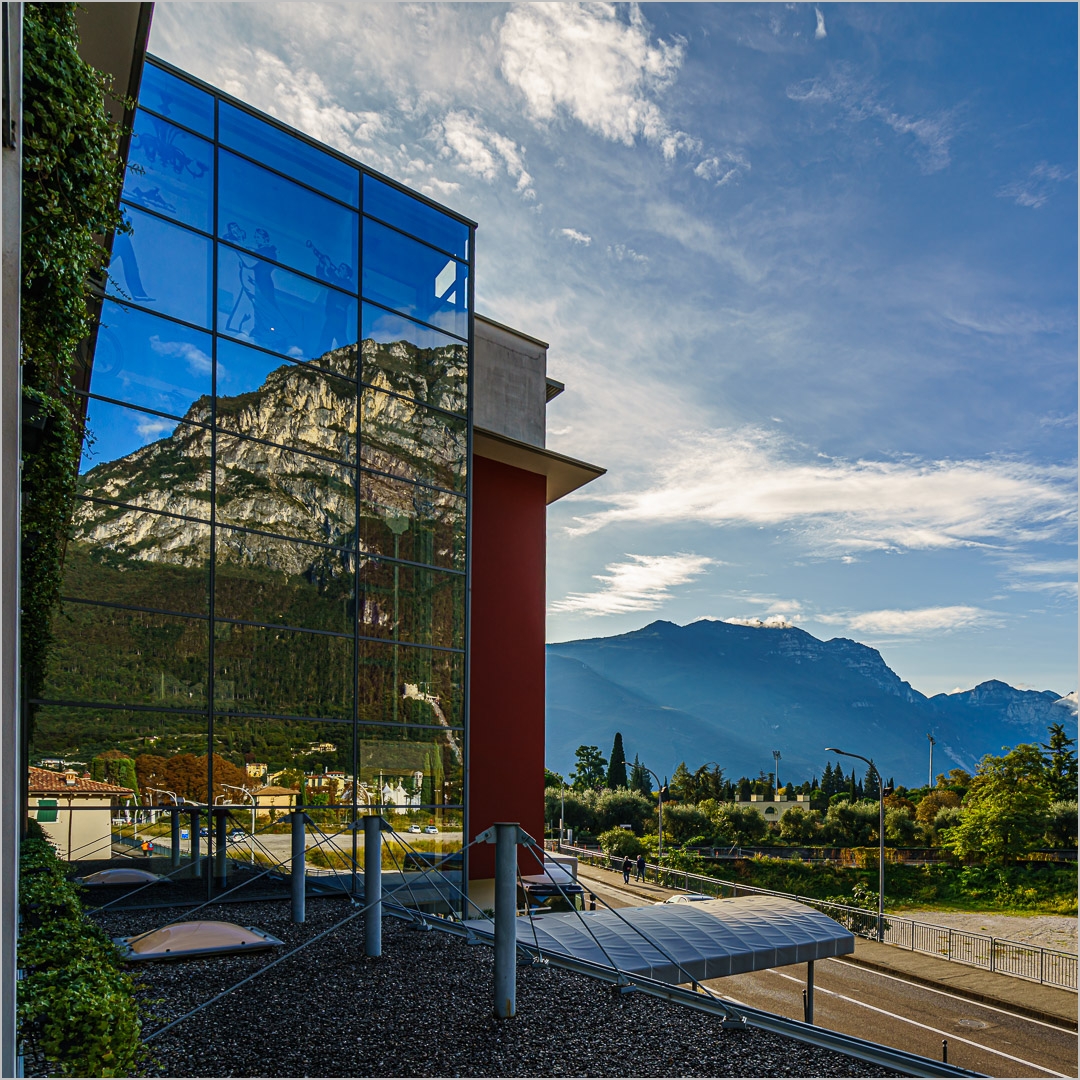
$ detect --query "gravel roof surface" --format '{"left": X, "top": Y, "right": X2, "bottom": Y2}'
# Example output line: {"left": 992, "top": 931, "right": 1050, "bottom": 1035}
{"left": 96, "top": 897, "right": 902, "bottom": 1078}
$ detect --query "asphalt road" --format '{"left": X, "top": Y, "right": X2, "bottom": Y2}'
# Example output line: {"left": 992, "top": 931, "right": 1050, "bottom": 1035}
{"left": 576, "top": 868, "right": 1076, "bottom": 1079}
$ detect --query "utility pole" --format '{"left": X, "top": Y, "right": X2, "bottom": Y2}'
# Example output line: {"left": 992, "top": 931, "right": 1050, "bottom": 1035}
{"left": 927, "top": 734, "right": 935, "bottom": 790}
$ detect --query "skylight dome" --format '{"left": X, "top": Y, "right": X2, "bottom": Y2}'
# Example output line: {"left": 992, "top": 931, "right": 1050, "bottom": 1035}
{"left": 115, "top": 921, "right": 284, "bottom": 961}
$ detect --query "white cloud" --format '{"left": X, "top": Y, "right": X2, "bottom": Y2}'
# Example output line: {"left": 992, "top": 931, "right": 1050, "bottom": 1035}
{"left": 498, "top": 3, "right": 695, "bottom": 160}
{"left": 997, "top": 162, "right": 1075, "bottom": 209}
{"left": 607, "top": 243, "right": 648, "bottom": 264}
{"left": 844, "top": 606, "right": 995, "bottom": 635}
{"left": 549, "top": 553, "right": 713, "bottom": 617}
{"left": 566, "top": 426, "right": 1077, "bottom": 557}
{"left": 787, "top": 68, "right": 955, "bottom": 173}
{"left": 150, "top": 335, "right": 212, "bottom": 376}
{"left": 135, "top": 417, "right": 174, "bottom": 442}
{"left": 559, "top": 228, "right": 592, "bottom": 245}
{"left": 723, "top": 615, "right": 795, "bottom": 629}
{"left": 693, "top": 150, "right": 750, "bottom": 186}
{"left": 435, "top": 111, "right": 534, "bottom": 197}
{"left": 814, "top": 7, "right": 827, "bottom": 39}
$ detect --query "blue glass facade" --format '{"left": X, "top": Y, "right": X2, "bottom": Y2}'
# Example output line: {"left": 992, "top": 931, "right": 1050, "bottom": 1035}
{"left": 33, "top": 59, "right": 474, "bottom": 862}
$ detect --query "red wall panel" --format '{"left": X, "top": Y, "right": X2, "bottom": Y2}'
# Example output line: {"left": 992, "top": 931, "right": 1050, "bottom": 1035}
{"left": 468, "top": 455, "right": 547, "bottom": 879}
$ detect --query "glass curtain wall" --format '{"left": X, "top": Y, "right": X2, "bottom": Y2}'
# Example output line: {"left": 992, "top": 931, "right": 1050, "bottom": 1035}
{"left": 31, "top": 59, "right": 472, "bottom": 883}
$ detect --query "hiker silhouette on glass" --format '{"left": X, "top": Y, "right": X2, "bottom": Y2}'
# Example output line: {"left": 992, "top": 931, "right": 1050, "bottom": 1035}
{"left": 224, "top": 223, "right": 292, "bottom": 352}
{"left": 110, "top": 212, "right": 154, "bottom": 302}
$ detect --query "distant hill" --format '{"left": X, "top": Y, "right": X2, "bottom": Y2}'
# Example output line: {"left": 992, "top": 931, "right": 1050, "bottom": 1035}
{"left": 545, "top": 620, "right": 1077, "bottom": 787}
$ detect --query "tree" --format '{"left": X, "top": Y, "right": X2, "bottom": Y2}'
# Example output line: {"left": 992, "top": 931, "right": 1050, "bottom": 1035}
{"left": 1041, "top": 723, "right": 1078, "bottom": 802}
{"left": 863, "top": 762, "right": 880, "bottom": 801}
{"left": 821, "top": 762, "right": 835, "bottom": 797}
{"left": 914, "top": 789, "right": 960, "bottom": 825}
{"left": 669, "top": 761, "right": 696, "bottom": 803}
{"left": 598, "top": 827, "right": 645, "bottom": 858}
{"left": 941, "top": 744, "right": 1051, "bottom": 863}
{"left": 737, "top": 777, "right": 751, "bottom": 801}
{"left": 569, "top": 745, "right": 607, "bottom": 792}
{"left": 628, "top": 755, "right": 652, "bottom": 798}
{"left": 712, "top": 804, "right": 767, "bottom": 846}
{"left": 606, "top": 732, "right": 628, "bottom": 789}
{"left": 693, "top": 762, "right": 725, "bottom": 803}
{"left": 544, "top": 767, "right": 564, "bottom": 788}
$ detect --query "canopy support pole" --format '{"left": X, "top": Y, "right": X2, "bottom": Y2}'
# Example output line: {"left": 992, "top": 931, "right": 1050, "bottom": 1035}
{"left": 189, "top": 808, "right": 201, "bottom": 877}
{"left": 364, "top": 814, "right": 383, "bottom": 957}
{"left": 168, "top": 807, "right": 180, "bottom": 872}
{"left": 291, "top": 811, "right": 306, "bottom": 923}
{"left": 805, "top": 959, "right": 815, "bottom": 1025}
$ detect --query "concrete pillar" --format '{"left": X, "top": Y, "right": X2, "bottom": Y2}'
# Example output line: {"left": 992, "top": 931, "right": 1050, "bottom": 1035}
{"left": 214, "top": 808, "right": 227, "bottom": 889}
{"left": 290, "top": 811, "right": 306, "bottom": 923}
{"left": 363, "top": 815, "right": 382, "bottom": 957}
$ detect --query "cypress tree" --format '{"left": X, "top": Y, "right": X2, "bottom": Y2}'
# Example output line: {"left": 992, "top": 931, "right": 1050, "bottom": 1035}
{"left": 606, "top": 732, "right": 628, "bottom": 789}
{"left": 821, "top": 762, "right": 834, "bottom": 796}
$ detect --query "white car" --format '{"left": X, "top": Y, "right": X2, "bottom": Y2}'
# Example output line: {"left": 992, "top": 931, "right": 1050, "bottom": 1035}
{"left": 407, "top": 824, "right": 421, "bottom": 833}
{"left": 423, "top": 825, "right": 439, "bottom": 834}
{"left": 658, "top": 893, "right": 713, "bottom": 905}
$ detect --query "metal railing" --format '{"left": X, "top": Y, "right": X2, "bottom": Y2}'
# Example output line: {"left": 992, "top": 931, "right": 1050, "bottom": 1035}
{"left": 561, "top": 844, "right": 1078, "bottom": 991}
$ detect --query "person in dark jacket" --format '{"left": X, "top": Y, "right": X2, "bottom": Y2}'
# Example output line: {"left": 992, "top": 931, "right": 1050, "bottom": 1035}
{"left": 636, "top": 852, "right": 646, "bottom": 882}
{"left": 622, "top": 856, "right": 632, "bottom": 884}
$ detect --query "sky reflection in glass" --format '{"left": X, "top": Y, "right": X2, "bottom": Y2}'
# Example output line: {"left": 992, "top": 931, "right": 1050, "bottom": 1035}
{"left": 138, "top": 63, "right": 214, "bottom": 137}
{"left": 363, "top": 175, "right": 469, "bottom": 260}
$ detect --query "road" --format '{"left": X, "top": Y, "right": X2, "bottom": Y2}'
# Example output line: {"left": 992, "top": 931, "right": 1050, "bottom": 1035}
{"left": 576, "top": 868, "right": 1077, "bottom": 1079}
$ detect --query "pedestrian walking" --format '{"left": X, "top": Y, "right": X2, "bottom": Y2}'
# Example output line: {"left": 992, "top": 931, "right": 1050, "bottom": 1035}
{"left": 622, "top": 855, "right": 632, "bottom": 884}
{"left": 636, "top": 852, "right": 646, "bottom": 882}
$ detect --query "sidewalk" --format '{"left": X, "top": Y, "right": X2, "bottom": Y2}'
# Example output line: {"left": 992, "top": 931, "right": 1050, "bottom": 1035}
{"left": 576, "top": 864, "right": 1078, "bottom": 1029}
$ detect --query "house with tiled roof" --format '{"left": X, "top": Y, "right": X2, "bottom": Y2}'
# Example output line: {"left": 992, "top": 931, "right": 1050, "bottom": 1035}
{"left": 28, "top": 767, "right": 135, "bottom": 862}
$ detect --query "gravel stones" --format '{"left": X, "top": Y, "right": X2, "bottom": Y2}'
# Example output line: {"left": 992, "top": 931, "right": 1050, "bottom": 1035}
{"left": 96, "top": 898, "right": 900, "bottom": 1078}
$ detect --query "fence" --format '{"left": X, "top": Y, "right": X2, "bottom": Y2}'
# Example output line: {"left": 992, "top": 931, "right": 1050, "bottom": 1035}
{"left": 561, "top": 844, "right": 1078, "bottom": 991}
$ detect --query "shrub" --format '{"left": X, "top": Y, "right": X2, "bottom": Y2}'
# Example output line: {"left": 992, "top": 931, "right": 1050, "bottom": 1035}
{"left": 598, "top": 828, "right": 645, "bottom": 858}
{"left": 18, "top": 836, "right": 146, "bottom": 1076}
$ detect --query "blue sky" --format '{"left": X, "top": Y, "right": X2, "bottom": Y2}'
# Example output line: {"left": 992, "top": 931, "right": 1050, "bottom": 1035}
{"left": 152, "top": 3, "right": 1077, "bottom": 697}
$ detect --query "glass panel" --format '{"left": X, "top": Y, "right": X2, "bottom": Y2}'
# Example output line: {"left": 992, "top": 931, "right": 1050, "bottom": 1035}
{"left": 213, "top": 622, "right": 352, "bottom": 721}
{"left": 109, "top": 207, "right": 213, "bottom": 328}
{"left": 363, "top": 175, "right": 468, "bottom": 260}
{"left": 218, "top": 102, "right": 359, "bottom": 207}
{"left": 44, "top": 605, "right": 208, "bottom": 708}
{"left": 138, "top": 64, "right": 214, "bottom": 137}
{"left": 62, "top": 516, "right": 210, "bottom": 615}
{"left": 360, "top": 389, "right": 467, "bottom": 493}
{"left": 215, "top": 340, "right": 358, "bottom": 463}
{"left": 212, "top": 718, "right": 354, "bottom": 817}
{"left": 357, "top": 724, "right": 463, "bottom": 812}
{"left": 124, "top": 110, "right": 214, "bottom": 231}
{"left": 217, "top": 245, "right": 357, "bottom": 362}
{"left": 361, "top": 307, "right": 467, "bottom": 415}
{"left": 357, "top": 557, "right": 464, "bottom": 649}
{"left": 358, "top": 470, "right": 465, "bottom": 571}
{"left": 362, "top": 220, "right": 469, "bottom": 339}
{"left": 90, "top": 301, "right": 212, "bottom": 417}
{"left": 216, "top": 528, "right": 354, "bottom": 635}
{"left": 219, "top": 151, "right": 358, "bottom": 291}
{"left": 78, "top": 402, "right": 212, "bottom": 519}
{"left": 214, "top": 433, "right": 357, "bottom": 547}
{"left": 357, "top": 639, "right": 464, "bottom": 731}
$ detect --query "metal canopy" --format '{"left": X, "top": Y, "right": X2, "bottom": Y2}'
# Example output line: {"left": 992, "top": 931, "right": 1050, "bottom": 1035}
{"left": 466, "top": 895, "right": 854, "bottom": 985}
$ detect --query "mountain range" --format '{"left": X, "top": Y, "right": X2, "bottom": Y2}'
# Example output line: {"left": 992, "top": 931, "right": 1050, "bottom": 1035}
{"left": 545, "top": 620, "right": 1077, "bottom": 788}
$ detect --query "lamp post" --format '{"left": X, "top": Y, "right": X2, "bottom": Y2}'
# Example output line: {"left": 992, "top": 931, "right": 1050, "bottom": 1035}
{"left": 926, "top": 733, "right": 935, "bottom": 790}
{"left": 222, "top": 783, "right": 256, "bottom": 865}
{"left": 772, "top": 750, "right": 781, "bottom": 799}
{"left": 825, "top": 747, "right": 885, "bottom": 941}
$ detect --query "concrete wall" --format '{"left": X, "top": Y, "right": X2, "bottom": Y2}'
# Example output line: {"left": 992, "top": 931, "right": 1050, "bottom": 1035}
{"left": 473, "top": 317, "right": 547, "bottom": 448}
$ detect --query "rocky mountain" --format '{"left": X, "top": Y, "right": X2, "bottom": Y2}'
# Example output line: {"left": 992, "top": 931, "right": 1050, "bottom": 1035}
{"left": 546, "top": 620, "right": 1076, "bottom": 787}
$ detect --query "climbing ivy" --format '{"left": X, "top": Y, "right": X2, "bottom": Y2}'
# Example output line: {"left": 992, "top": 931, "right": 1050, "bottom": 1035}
{"left": 20, "top": 2, "right": 128, "bottom": 717}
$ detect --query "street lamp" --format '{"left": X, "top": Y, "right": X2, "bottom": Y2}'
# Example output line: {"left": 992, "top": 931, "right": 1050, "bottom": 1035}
{"left": 926, "top": 733, "right": 936, "bottom": 790}
{"left": 638, "top": 765, "right": 668, "bottom": 860}
{"left": 826, "top": 747, "right": 885, "bottom": 942}
{"left": 222, "top": 783, "right": 256, "bottom": 865}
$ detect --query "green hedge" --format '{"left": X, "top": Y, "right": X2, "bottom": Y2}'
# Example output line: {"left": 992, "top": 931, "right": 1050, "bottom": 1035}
{"left": 17, "top": 827, "right": 146, "bottom": 1076}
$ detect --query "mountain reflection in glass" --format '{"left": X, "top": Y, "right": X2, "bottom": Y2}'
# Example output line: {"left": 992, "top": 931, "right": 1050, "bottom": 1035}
{"left": 37, "top": 60, "right": 472, "bottom": 840}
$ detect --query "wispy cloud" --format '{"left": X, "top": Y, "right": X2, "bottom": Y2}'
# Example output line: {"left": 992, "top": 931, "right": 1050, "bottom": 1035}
{"left": 549, "top": 553, "right": 714, "bottom": 617}
{"left": 693, "top": 150, "right": 750, "bottom": 186}
{"left": 498, "top": 3, "right": 697, "bottom": 161}
{"left": 814, "top": 8, "right": 827, "bottom": 40}
{"left": 150, "top": 335, "right": 212, "bottom": 376}
{"left": 135, "top": 416, "right": 174, "bottom": 442}
{"left": 558, "top": 228, "right": 592, "bottom": 245}
{"left": 842, "top": 606, "right": 997, "bottom": 635}
{"left": 787, "top": 67, "right": 956, "bottom": 173}
{"left": 435, "top": 111, "right": 534, "bottom": 197}
{"left": 997, "top": 162, "right": 1075, "bottom": 209}
{"left": 566, "top": 427, "right": 1077, "bottom": 556}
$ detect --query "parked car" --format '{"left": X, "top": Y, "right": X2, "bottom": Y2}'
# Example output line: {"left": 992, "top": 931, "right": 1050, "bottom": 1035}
{"left": 423, "top": 825, "right": 439, "bottom": 834}
{"left": 407, "top": 824, "right": 422, "bottom": 833}
{"left": 658, "top": 893, "right": 712, "bottom": 904}
{"left": 199, "top": 826, "right": 209, "bottom": 837}
{"left": 228, "top": 828, "right": 246, "bottom": 840}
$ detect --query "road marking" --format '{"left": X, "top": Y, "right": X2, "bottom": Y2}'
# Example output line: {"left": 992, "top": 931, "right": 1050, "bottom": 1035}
{"left": 826, "top": 957, "right": 1078, "bottom": 1035}
{"left": 762, "top": 968, "right": 1070, "bottom": 1077}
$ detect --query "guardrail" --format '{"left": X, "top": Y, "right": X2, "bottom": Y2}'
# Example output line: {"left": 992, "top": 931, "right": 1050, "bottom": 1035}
{"left": 561, "top": 844, "right": 1078, "bottom": 991}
